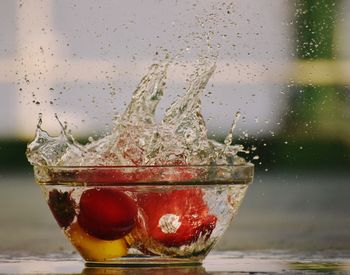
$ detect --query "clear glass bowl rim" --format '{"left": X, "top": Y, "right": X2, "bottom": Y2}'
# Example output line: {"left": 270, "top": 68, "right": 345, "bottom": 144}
{"left": 33, "top": 163, "right": 254, "bottom": 186}
{"left": 34, "top": 163, "right": 254, "bottom": 169}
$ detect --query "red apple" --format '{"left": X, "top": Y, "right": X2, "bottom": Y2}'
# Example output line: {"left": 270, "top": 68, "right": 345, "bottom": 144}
{"left": 78, "top": 188, "right": 137, "bottom": 240}
{"left": 136, "top": 188, "right": 217, "bottom": 247}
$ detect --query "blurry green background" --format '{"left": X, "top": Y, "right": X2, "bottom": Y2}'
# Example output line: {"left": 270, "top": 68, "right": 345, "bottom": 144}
{"left": 0, "top": 0, "right": 349, "bottom": 255}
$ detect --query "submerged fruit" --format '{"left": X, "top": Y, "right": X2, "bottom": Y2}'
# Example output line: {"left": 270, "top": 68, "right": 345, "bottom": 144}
{"left": 48, "top": 189, "right": 76, "bottom": 229}
{"left": 78, "top": 188, "right": 137, "bottom": 240}
{"left": 67, "top": 222, "right": 127, "bottom": 261}
{"left": 75, "top": 168, "right": 157, "bottom": 184}
{"left": 136, "top": 188, "right": 217, "bottom": 247}
{"left": 74, "top": 166, "right": 196, "bottom": 184}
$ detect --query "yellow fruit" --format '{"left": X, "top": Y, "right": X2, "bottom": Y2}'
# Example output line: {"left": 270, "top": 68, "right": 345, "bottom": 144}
{"left": 67, "top": 222, "right": 128, "bottom": 261}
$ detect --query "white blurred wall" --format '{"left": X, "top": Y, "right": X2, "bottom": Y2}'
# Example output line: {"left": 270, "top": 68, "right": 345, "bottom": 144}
{"left": 0, "top": 0, "right": 345, "bottom": 139}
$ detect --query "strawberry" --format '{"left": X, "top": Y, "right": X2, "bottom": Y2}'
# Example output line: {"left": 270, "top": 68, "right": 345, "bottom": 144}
{"left": 48, "top": 189, "right": 76, "bottom": 229}
{"left": 136, "top": 188, "right": 217, "bottom": 247}
{"left": 78, "top": 188, "right": 137, "bottom": 240}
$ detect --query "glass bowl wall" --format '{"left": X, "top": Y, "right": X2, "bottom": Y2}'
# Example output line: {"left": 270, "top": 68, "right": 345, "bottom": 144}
{"left": 34, "top": 165, "right": 254, "bottom": 266}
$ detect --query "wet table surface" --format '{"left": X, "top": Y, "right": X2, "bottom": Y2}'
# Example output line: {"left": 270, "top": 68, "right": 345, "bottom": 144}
{"left": 1, "top": 173, "right": 350, "bottom": 274}
{"left": 1, "top": 251, "right": 350, "bottom": 274}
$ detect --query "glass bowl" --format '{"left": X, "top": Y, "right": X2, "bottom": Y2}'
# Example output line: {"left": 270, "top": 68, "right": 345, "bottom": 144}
{"left": 33, "top": 164, "right": 254, "bottom": 266}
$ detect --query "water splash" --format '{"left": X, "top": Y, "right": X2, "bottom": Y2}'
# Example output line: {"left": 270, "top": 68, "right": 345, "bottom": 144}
{"left": 26, "top": 113, "right": 84, "bottom": 166}
{"left": 27, "top": 63, "right": 247, "bottom": 167}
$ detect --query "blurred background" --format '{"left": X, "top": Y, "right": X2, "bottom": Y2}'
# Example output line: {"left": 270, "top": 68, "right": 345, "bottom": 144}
{"left": 0, "top": 0, "right": 349, "bottom": 255}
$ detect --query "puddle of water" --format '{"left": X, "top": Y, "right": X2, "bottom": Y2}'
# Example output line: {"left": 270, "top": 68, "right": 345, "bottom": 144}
{"left": 1, "top": 252, "right": 349, "bottom": 274}
{"left": 290, "top": 261, "right": 350, "bottom": 273}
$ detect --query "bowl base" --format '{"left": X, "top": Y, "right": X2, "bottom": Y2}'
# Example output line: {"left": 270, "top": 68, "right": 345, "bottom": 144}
{"left": 85, "top": 255, "right": 203, "bottom": 267}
